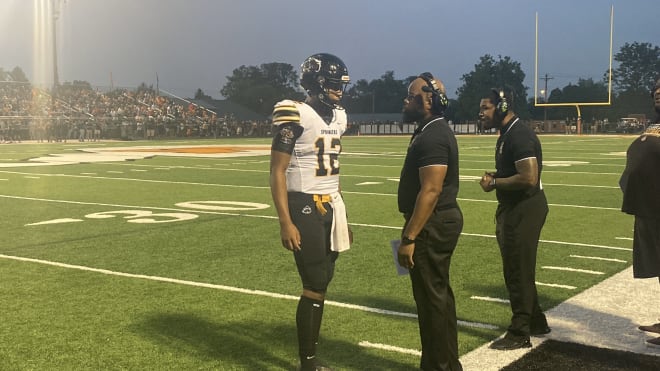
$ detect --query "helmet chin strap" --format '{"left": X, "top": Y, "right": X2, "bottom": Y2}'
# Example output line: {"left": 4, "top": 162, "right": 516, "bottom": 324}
{"left": 317, "top": 91, "right": 339, "bottom": 109}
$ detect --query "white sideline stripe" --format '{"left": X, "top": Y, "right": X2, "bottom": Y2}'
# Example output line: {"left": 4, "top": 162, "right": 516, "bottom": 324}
{"left": 536, "top": 281, "right": 576, "bottom": 290}
{"left": 0, "top": 253, "right": 496, "bottom": 331}
{"left": 570, "top": 254, "right": 627, "bottom": 263}
{"left": 0, "top": 195, "right": 630, "bottom": 252}
{"left": 471, "top": 296, "right": 509, "bottom": 304}
{"left": 542, "top": 266, "right": 604, "bottom": 275}
{"left": 358, "top": 341, "right": 421, "bottom": 356}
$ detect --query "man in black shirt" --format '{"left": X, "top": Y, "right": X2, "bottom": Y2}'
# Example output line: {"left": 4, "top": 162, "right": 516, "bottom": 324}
{"left": 398, "top": 73, "right": 463, "bottom": 371}
{"left": 619, "top": 78, "right": 660, "bottom": 348}
{"left": 478, "top": 89, "right": 550, "bottom": 350}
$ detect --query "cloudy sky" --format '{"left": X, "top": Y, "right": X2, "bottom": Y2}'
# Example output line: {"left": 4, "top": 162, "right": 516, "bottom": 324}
{"left": 1, "top": 0, "right": 658, "bottom": 99}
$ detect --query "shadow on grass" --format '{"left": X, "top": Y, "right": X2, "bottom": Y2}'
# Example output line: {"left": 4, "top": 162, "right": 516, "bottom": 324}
{"left": 132, "top": 312, "right": 416, "bottom": 370}
{"left": 501, "top": 340, "right": 660, "bottom": 371}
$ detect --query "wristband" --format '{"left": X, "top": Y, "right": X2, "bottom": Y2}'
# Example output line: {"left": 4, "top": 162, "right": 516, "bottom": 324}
{"left": 490, "top": 178, "right": 497, "bottom": 188}
{"left": 401, "top": 236, "right": 415, "bottom": 245}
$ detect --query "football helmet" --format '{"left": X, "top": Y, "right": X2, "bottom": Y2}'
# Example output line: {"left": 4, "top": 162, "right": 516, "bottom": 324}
{"left": 300, "top": 53, "right": 350, "bottom": 107}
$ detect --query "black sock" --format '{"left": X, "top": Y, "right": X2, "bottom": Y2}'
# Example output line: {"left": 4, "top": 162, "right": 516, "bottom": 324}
{"left": 296, "top": 296, "right": 324, "bottom": 369}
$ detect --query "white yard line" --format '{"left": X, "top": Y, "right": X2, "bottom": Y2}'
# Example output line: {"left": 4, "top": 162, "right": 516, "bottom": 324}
{"left": 616, "top": 237, "right": 633, "bottom": 241}
{"left": 542, "top": 266, "right": 604, "bottom": 275}
{"left": 358, "top": 341, "right": 421, "bottom": 356}
{"left": 471, "top": 296, "right": 509, "bottom": 304}
{"left": 0, "top": 253, "right": 496, "bottom": 331}
{"left": 536, "top": 281, "right": 577, "bottom": 290}
{"left": 570, "top": 254, "right": 627, "bottom": 263}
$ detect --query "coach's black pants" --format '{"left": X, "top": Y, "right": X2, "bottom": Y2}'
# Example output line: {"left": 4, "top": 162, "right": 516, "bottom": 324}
{"left": 495, "top": 190, "right": 549, "bottom": 337}
{"left": 405, "top": 207, "right": 463, "bottom": 371}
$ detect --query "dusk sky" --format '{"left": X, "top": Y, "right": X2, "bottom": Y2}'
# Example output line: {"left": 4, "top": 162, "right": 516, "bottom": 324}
{"left": 1, "top": 0, "right": 658, "bottom": 100}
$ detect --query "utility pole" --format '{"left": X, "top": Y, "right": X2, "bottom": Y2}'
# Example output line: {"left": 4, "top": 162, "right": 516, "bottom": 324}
{"left": 540, "top": 73, "right": 553, "bottom": 128}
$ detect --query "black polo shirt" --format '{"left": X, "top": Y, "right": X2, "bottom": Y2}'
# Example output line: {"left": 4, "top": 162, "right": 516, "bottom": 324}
{"left": 620, "top": 119, "right": 660, "bottom": 218}
{"left": 398, "top": 117, "right": 459, "bottom": 214}
{"left": 494, "top": 116, "right": 543, "bottom": 204}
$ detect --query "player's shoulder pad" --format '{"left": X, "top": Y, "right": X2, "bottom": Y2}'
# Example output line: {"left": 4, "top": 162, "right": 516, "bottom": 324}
{"left": 272, "top": 100, "right": 302, "bottom": 127}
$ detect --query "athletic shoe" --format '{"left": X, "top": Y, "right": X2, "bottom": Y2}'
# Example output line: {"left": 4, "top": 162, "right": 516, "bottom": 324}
{"left": 646, "top": 336, "right": 660, "bottom": 349}
{"left": 530, "top": 325, "right": 552, "bottom": 336}
{"left": 489, "top": 334, "right": 532, "bottom": 350}
{"left": 638, "top": 323, "right": 660, "bottom": 334}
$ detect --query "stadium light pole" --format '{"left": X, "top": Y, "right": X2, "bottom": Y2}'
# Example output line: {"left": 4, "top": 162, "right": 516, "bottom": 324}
{"left": 52, "top": 0, "right": 60, "bottom": 89}
{"left": 540, "top": 89, "right": 547, "bottom": 128}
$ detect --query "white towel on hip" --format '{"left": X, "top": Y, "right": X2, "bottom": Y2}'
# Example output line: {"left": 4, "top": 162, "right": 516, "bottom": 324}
{"left": 330, "top": 192, "right": 350, "bottom": 252}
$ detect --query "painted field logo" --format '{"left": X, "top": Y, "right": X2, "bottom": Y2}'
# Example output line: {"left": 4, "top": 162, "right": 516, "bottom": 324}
{"left": 0, "top": 145, "right": 271, "bottom": 167}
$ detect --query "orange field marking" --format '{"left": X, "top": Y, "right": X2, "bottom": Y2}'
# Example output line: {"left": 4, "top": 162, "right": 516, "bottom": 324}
{"left": 111, "top": 146, "right": 271, "bottom": 154}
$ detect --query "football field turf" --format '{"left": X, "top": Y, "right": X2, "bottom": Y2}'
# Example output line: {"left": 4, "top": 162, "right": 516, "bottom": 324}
{"left": 0, "top": 135, "right": 642, "bottom": 370}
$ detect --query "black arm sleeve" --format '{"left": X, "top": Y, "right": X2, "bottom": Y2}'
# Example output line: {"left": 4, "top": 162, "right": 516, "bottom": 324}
{"left": 271, "top": 123, "right": 304, "bottom": 154}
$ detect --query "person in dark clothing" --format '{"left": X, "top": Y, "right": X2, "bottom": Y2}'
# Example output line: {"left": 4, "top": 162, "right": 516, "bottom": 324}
{"left": 478, "top": 89, "right": 550, "bottom": 350}
{"left": 397, "top": 73, "right": 463, "bottom": 371}
{"left": 619, "top": 77, "right": 660, "bottom": 348}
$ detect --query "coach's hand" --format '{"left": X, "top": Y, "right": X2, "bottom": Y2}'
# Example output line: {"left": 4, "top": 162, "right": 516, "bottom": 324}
{"left": 480, "top": 171, "right": 496, "bottom": 192}
{"left": 398, "top": 242, "right": 415, "bottom": 270}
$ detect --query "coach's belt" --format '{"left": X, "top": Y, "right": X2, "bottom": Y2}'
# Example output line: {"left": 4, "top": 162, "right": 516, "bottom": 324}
{"left": 313, "top": 194, "right": 331, "bottom": 215}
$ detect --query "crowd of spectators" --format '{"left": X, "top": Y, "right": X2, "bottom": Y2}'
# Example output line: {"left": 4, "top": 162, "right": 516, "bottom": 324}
{"left": 0, "top": 81, "right": 271, "bottom": 142}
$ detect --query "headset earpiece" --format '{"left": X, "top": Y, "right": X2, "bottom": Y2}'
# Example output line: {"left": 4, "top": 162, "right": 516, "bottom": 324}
{"left": 418, "top": 72, "right": 448, "bottom": 114}
{"left": 491, "top": 88, "right": 509, "bottom": 120}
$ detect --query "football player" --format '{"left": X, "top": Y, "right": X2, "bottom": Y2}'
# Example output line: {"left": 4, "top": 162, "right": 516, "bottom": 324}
{"left": 269, "top": 53, "right": 351, "bottom": 371}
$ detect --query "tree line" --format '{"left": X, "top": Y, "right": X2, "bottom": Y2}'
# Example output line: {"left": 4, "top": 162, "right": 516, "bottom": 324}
{"left": 3, "top": 42, "right": 657, "bottom": 124}
{"left": 212, "top": 41, "right": 659, "bottom": 123}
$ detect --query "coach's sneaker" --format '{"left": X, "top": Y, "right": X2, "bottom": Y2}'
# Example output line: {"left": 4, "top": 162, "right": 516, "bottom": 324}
{"left": 638, "top": 323, "right": 660, "bottom": 334}
{"left": 530, "top": 325, "right": 552, "bottom": 336}
{"left": 489, "top": 333, "right": 532, "bottom": 350}
{"left": 646, "top": 336, "right": 660, "bottom": 349}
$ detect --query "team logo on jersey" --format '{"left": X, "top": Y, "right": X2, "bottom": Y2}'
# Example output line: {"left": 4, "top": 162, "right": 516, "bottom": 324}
{"left": 279, "top": 127, "right": 295, "bottom": 145}
{"left": 302, "top": 205, "right": 313, "bottom": 215}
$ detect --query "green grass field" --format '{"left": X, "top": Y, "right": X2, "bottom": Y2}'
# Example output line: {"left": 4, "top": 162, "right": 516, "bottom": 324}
{"left": 0, "top": 134, "right": 635, "bottom": 370}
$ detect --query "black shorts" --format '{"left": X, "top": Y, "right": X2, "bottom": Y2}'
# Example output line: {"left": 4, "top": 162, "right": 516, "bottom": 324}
{"left": 288, "top": 192, "right": 339, "bottom": 293}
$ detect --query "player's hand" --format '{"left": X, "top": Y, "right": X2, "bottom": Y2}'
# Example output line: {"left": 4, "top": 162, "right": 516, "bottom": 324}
{"left": 398, "top": 242, "right": 415, "bottom": 270}
{"left": 279, "top": 222, "right": 301, "bottom": 251}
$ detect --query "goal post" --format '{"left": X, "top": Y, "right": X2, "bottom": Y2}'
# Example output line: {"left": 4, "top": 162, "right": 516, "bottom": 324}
{"left": 534, "top": 5, "right": 614, "bottom": 134}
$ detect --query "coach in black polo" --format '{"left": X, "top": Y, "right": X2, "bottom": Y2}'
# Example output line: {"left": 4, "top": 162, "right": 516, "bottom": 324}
{"left": 478, "top": 89, "right": 550, "bottom": 350}
{"left": 397, "top": 73, "right": 463, "bottom": 371}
